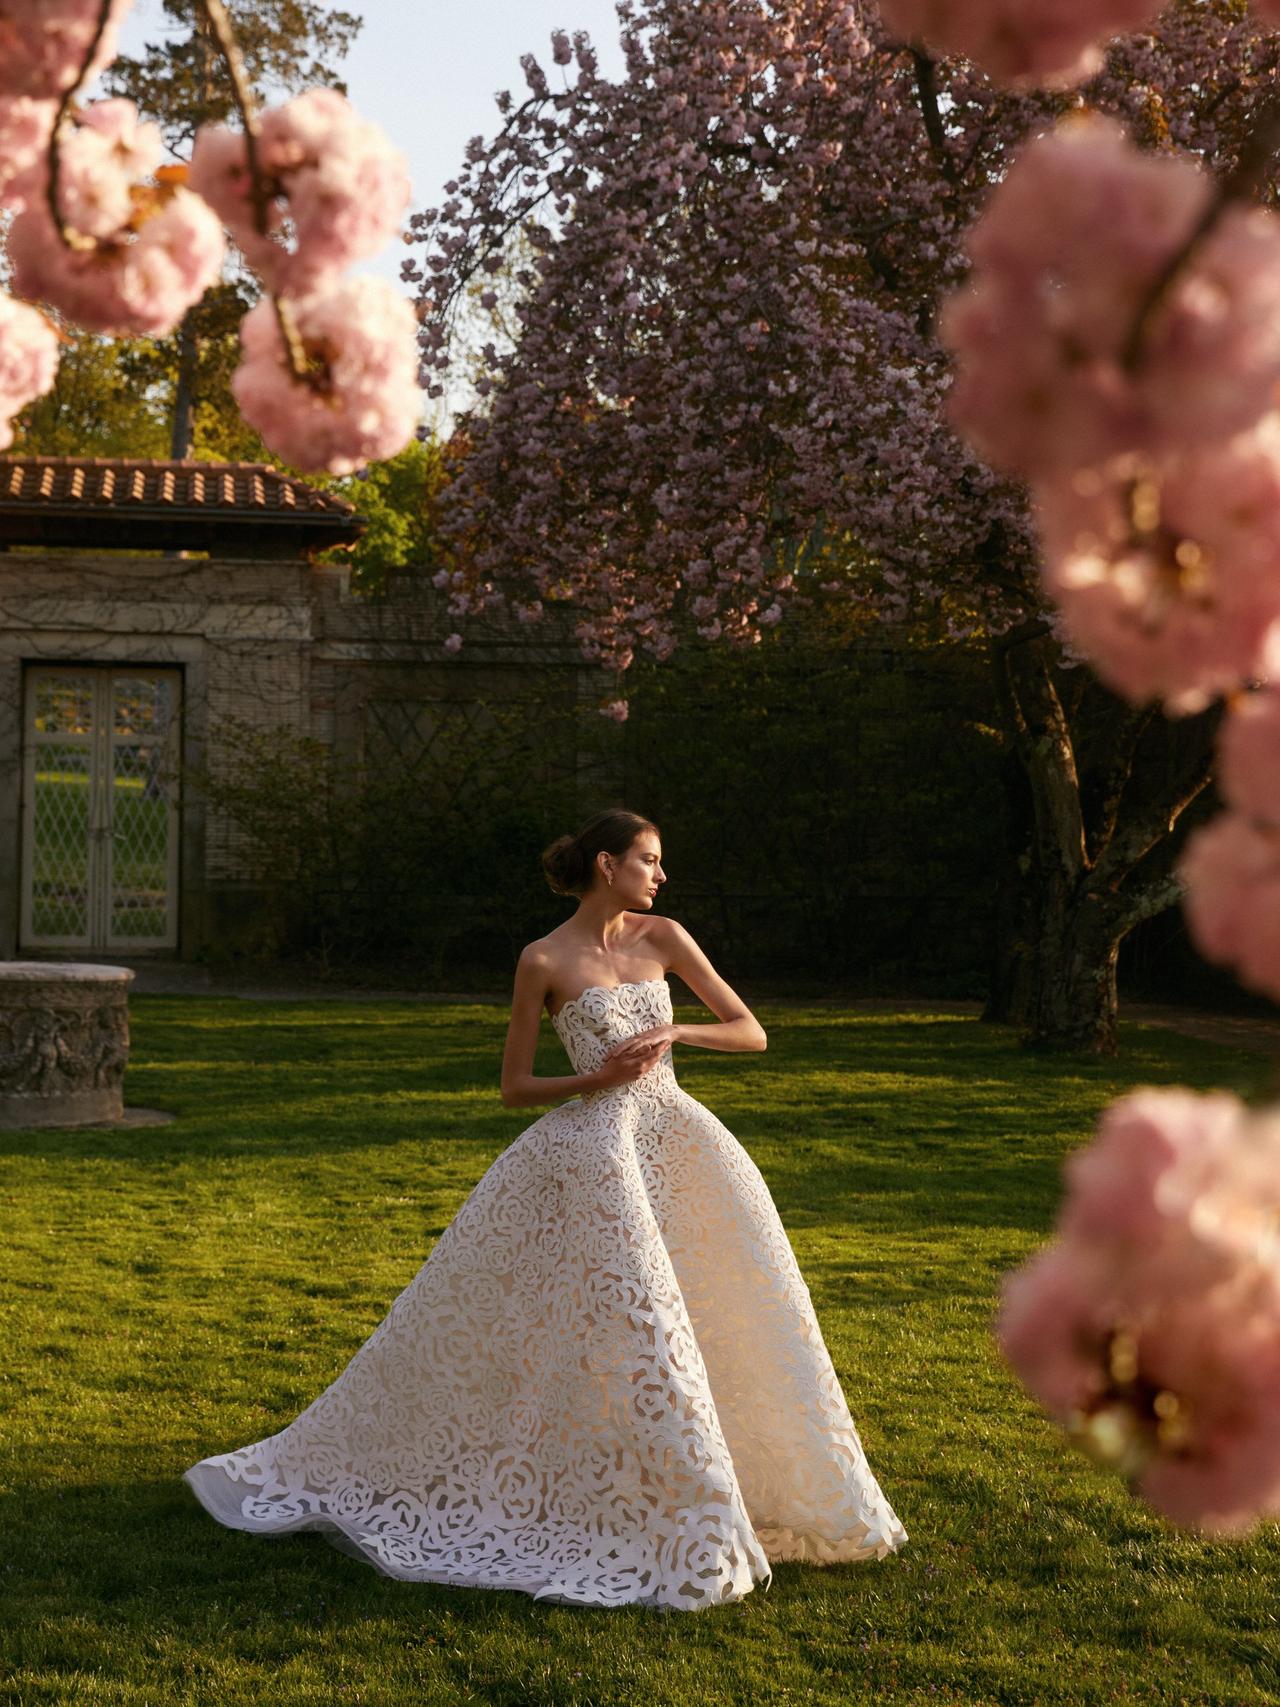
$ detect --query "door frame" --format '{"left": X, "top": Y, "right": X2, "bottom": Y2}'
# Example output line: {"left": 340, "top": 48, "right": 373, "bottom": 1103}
{"left": 18, "top": 662, "right": 184, "bottom": 954}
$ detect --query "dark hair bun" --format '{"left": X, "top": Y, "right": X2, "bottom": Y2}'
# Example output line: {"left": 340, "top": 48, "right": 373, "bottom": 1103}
{"left": 541, "top": 834, "right": 590, "bottom": 897}
{"left": 540, "top": 808, "right": 660, "bottom": 900}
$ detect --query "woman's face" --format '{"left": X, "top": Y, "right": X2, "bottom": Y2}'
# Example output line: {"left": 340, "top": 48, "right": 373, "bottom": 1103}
{"left": 602, "top": 830, "right": 666, "bottom": 907}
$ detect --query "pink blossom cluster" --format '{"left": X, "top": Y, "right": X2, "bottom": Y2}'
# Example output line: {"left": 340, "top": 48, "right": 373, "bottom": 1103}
{"left": 0, "top": 14, "right": 418, "bottom": 473}
{"left": 0, "top": 0, "right": 132, "bottom": 101}
{"left": 0, "top": 0, "right": 134, "bottom": 212}
{"left": 999, "top": 1089, "right": 1280, "bottom": 1532}
{"left": 232, "top": 279, "right": 421, "bottom": 475}
{"left": 6, "top": 98, "right": 225, "bottom": 337}
{"left": 877, "top": 0, "right": 1163, "bottom": 88}
{"left": 189, "top": 88, "right": 410, "bottom": 297}
{"left": 1034, "top": 426, "right": 1280, "bottom": 714}
{"left": 1178, "top": 687, "right": 1280, "bottom": 1002}
{"left": 942, "top": 118, "right": 1280, "bottom": 482}
{"left": 0, "top": 293, "right": 60, "bottom": 448}
{"left": 943, "top": 115, "right": 1280, "bottom": 714}
{"left": 186, "top": 89, "right": 420, "bottom": 474}
{"left": 0, "top": 2, "right": 132, "bottom": 209}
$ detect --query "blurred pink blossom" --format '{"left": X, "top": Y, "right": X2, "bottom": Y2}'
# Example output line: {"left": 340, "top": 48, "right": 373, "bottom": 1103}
{"left": 1000, "top": 1089, "right": 1280, "bottom": 1532}
{"left": 1216, "top": 688, "right": 1280, "bottom": 825}
{"left": 232, "top": 276, "right": 421, "bottom": 475}
{"left": 1179, "top": 814, "right": 1280, "bottom": 1003}
{"left": 1136, "top": 1272, "right": 1280, "bottom": 1533}
{"left": 997, "top": 1243, "right": 1112, "bottom": 1417}
{"left": 1060, "top": 1089, "right": 1252, "bottom": 1257}
{"left": 0, "top": 0, "right": 132, "bottom": 100}
{"left": 878, "top": 0, "right": 1162, "bottom": 86}
{"left": 942, "top": 116, "right": 1280, "bottom": 480}
{"left": 49, "top": 98, "right": 159, "bottom": 238}
{"left": 0, "top": 293, "right": 59, "bottom": 448}
{"left": 190, "top": 89, "right": 410, "bottom": 296}
{"left": 0, "top": 97, "right": 53, "bottom": 210}
{"left": 1033, "top": 423, "right": 1280, "bottom": 714}
{"left": 7, "top": 99, "right": 224, "bottom": 336}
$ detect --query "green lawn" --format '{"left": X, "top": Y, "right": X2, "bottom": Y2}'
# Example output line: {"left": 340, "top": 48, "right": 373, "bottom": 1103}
{"left": 2, "top": 999, "right": 1277, "bottom": 1706}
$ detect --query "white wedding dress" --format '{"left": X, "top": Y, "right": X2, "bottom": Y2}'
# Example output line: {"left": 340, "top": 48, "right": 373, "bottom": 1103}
{"left": 184, "top": 978, "right": 907, "bottom": 1609}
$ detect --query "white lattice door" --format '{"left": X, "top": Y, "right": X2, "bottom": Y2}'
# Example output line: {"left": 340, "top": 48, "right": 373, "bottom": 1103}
{"left": 20, "top": 666, "right": 182, "bottom": 951}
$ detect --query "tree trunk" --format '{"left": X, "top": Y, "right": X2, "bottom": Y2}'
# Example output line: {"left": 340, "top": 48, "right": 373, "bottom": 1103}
{"left": 983, "top": 620, "right": 1215, "bottom": 1056}
{"left": 169, "top": 311, "right": 199, "bottom": 460}
{"left": 1023, "top": 884, "right": 1121, "bottom": 1053}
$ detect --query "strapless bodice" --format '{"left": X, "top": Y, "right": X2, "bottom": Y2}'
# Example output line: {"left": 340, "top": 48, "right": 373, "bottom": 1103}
{"left": 550, "top": 977, "right": 679, "bottom": 1100}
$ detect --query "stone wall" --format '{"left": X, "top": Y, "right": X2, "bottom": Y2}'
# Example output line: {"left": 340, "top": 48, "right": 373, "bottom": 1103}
{"left": 0, "top": 548, "right": 611, "bottom": 960}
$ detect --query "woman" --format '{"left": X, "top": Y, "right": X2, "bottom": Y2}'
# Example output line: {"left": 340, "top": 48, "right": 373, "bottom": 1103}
{"left": 184, "top": 807, "right": 907, "bottom": 1609}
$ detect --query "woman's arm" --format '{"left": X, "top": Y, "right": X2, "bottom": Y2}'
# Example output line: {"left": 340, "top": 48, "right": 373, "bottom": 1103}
{"left": 499, "top": 947, "right": 670, "bottom": 1107}
{"left": 607, "top": 919, "right": 767, "bottom": 1063}
{"left": 500, "top": 947, "right": 596, "bottom": 1108}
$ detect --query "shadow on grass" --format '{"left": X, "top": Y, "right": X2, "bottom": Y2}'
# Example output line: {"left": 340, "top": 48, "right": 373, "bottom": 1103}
{"left": 0, "top": 1008, "right": 1268, "bottom": 1256}
{"left": 3, "top": 1454, "right": 901, "bottom": 1640}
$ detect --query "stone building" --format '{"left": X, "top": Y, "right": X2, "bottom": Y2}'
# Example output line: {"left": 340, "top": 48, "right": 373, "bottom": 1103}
{"left": 0, "top": 455, "right": 595, "bottom": 964}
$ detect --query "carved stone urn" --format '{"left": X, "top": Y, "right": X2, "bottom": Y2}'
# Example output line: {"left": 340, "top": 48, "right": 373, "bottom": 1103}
{"left": 0, "top": 963, "right": 134, "bottom": 1128}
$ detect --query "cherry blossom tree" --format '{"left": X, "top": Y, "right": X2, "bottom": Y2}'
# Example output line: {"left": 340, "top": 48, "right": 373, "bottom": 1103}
{"left": 407, "top": 0, "right": 1275, "bottom": 1053}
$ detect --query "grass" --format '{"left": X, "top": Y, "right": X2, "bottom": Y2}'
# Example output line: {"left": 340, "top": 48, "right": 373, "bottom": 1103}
{"left": 1, "top": 997, "right": 1278, "bottom": 1706}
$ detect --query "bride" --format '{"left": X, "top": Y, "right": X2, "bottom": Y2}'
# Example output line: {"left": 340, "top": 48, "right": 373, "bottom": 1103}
{"left": 184, "top": 807, "right": 907, "bottom": 1609}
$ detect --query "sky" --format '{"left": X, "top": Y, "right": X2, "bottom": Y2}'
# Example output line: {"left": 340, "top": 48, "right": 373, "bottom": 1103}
{"left": 115, "top": 0, "right": 626, "bottom": 288}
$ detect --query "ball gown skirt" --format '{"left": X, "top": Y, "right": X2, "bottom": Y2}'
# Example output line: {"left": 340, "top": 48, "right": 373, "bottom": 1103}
{"left": 184, "top": 979, "right": 907, "bottom": 1610}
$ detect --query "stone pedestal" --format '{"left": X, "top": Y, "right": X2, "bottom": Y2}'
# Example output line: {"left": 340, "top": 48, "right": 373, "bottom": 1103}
{"left": 0, "top": 962, "right": 133, "bottom": 1128}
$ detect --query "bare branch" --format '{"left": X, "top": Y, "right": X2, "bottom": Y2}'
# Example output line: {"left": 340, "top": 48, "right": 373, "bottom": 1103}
{"left": 1113, "top": 870, "right": 1185, "bottom": 935}
{"left": 1092, "top": 754, "right": 1216, "bottom": 889}
{"left": 46, "top": 0, "right": 118, "bottom": 252}
{"left": 195, "top": 0, "right": 309, "bottom": 382}
{"left": 910, "top": 49, "right": 959, "bottom": 187}
{"left": 1083, "top": 701, "right": 1156, "bottom": 865}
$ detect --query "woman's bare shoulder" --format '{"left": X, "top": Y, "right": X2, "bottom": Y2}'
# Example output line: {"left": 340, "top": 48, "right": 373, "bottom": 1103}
{"left": 517, "top": 932, "right": 562, "bottom": 971}
{"left": 643, "top": 914, "right": 692, "bottom": 953}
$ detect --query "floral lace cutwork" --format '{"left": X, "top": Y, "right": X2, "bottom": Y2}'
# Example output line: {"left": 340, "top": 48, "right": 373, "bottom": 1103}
{"left": 184, "top": 979, "right": 906, "bottom": 1609}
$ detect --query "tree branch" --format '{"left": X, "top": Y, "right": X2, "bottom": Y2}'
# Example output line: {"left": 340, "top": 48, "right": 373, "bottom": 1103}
{"left": 47, "top": 0, "right": 118, "bottom": 252}
{"left": 990, "top": 626, "right": 1088, "bottom": 884}
{"left": 910, "top": 49, "right": 959, "bottom": 187}
{"left": 1082, "top": 701, "right": 1156, "bottom": 866}
{"left": 195, "top": 0, "right": 309, "bottom": 382}
{"left": 1091, "top": 751, "right": 1216, "bottom": 890}
{"left": 1112, "top": 869, "right": 1185, "bottom": 936}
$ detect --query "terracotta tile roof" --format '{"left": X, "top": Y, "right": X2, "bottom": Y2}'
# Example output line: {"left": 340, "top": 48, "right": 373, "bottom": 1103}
{"left": 0, "top": 456, "right": 366, "bottom": 556}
